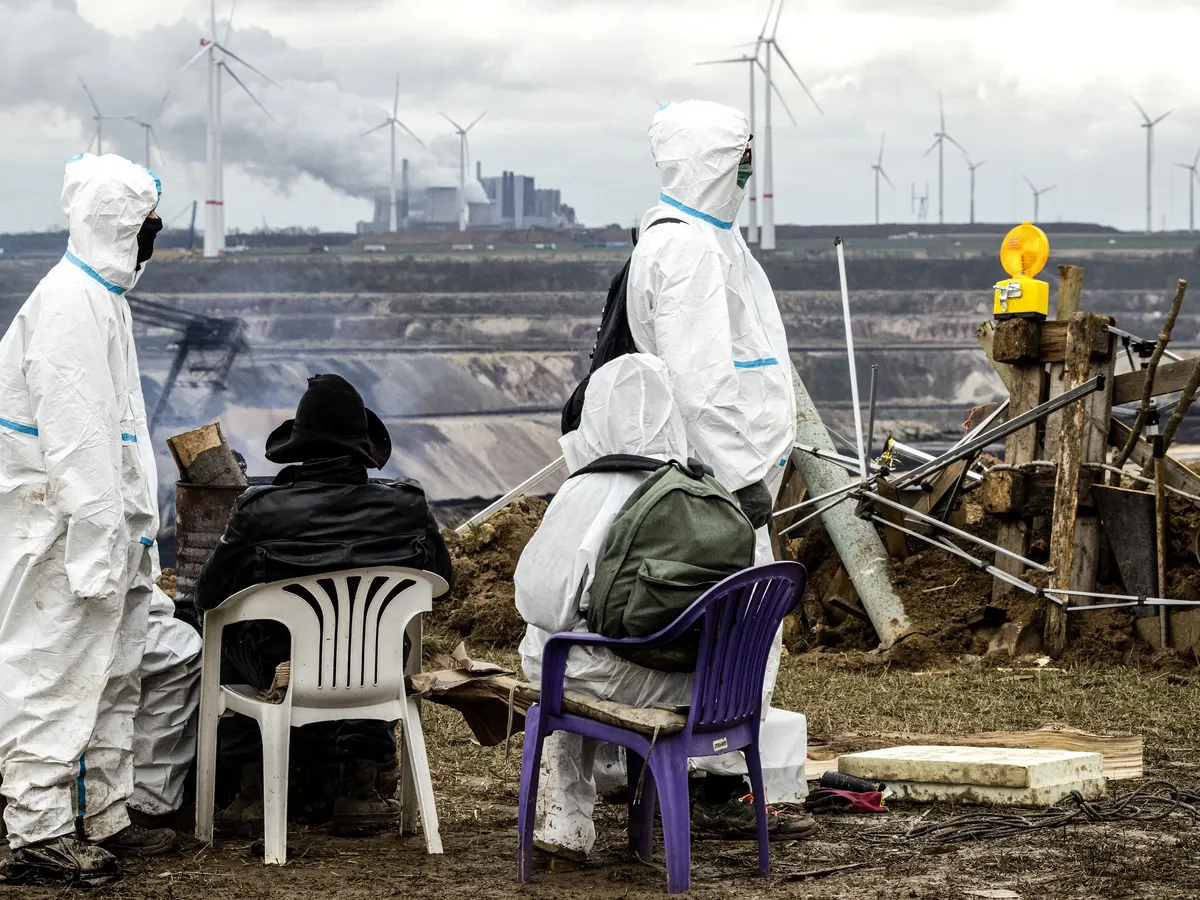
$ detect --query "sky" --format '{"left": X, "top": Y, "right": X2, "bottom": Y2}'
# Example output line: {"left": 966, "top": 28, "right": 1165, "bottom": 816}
{"left": 2, "top": 0, "right": 1200, "bottom": 234}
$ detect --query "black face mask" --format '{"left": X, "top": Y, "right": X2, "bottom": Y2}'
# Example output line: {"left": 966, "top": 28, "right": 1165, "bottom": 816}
{"left": 136, "top": 215, "right": 163, "bottom": 270}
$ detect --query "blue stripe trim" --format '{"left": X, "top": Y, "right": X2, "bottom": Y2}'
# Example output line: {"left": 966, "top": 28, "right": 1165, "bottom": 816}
{"left": 121, "top": 432, "right": 137, "bottom": 443}
{"left": 142, "top": 166, "right": 162, "bottom": 199}
{"left": 140, "top": 537, "right": 154, "bottom": 547}
{"left": 77, "top": 754, "right": 87, "bottom": 820}
{"left": 64, "top": 250, "right": 126, "bottom": 295}
{"left": 734, "top": 357, "right": 779, "bottom": 369}
{"left": 658, "top": 193, "right": 733, "bottom": 230}
{"left": 0, "top": 416, "right": 38, "bottom": 436}
{"left": 67, "top": 153, "right": 84, "bottom": 163}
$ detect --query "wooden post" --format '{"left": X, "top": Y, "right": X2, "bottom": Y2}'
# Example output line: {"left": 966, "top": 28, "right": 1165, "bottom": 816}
{"left": 1045, "top": 312, "right": 1110, "bottom": 657}
{"left": 1071, "top": 316, "right": 1116, "bottom": 594}
{"left": 1044, "top": 265, "right": 1085, "bottom": 460}
{"left": 992, "top": 320, "right": 1045, "bottom": 602}
{"left": 1154, "top": 438, "right": 1170, "bottom": 648}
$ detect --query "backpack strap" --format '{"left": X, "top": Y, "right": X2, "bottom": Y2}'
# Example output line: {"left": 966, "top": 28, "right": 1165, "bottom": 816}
{"left": 569, "top": 454, "right": 667, "bottom": 478}
{"left": 631, "top": 216, "right": 685, "bottom": 246}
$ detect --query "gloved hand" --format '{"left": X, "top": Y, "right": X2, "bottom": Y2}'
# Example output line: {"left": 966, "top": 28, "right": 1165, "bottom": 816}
{"left": 733, "top": 480, "right": 772, "bottom": 529}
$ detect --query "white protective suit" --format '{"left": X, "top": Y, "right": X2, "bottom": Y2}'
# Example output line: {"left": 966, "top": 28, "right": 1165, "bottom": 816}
{"left": 0, "top": 153, "right": 199, "bottom": 848}
{"left": 625, "top": 99, "right": 806, "bottom": 802}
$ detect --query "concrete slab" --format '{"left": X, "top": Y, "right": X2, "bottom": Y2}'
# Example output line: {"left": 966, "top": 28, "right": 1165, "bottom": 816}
{"left": 839, "top": 745, "right": 1107, "bottom": 806}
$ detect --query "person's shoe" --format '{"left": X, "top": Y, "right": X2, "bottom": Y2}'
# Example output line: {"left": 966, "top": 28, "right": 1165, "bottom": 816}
{"left": 692, "top": 793, "right": 818, "bottom": 840}
{"left": 214, "top": 764, "right": 265, "bottom": 837}
{"left": 100, "top": 824, "right": 178, "bottom": 858}
{"left": 330, "top": 760, "right": 401, "bottom": 837}
{"left": 0, "top": 836, "right": 121, "bottom": 887}
{"left": 533, "top": 839, "right": 587, "bottom": 867}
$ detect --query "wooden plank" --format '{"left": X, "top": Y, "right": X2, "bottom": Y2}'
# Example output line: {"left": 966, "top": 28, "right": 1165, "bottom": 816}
{"left": 1045, "top": 313, "right": 1099, "bottom": 657}
{"left": 1110, "top": 419, "right": 1200, "bottom": 497}
{"left": 805, "top": 725, "right": 1143, "bottom": 782}
{"left": 976, "top": 321, "right": 1014, "bottom": 392}
{"left": 1072, "top": 319, "right": 1116, "bottom": 594}
{"left": 982, "top": 468, "right": 1025, "bottom": 516}
{"left": 875, "top": 480, "right": 910, "bottom": 560}
{"left": 913, "top": 461, "right": 968, "bottom": 516}
{"left": 992, "top": 363, "right": 1044, "bottom": 602}
{"left": 1039, "top": 319, "right": 1111, "bottom": 363}
{"left": 992, "top": 318, "right": 1042, "bottom": 364}
{"left": 1156, "top": 449, "right": 1170, "bottom": 647}
{"left": 1112, "top": 357, "right": 1200, "bottom": 406}
{"left": 1045, "top": 266, "right": 1086, "bottom": 460}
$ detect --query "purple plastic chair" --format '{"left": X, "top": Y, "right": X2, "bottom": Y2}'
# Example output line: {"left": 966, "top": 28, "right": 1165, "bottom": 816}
{"left": 516, "top": 561, "right": 806, "bottom": 894}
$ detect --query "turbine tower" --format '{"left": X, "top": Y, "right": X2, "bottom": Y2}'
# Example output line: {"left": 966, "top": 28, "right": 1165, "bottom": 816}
{"left": 870, "top": 132, "right": 895, "bottom": 226}
{"left": 440, "top": 112, "right": 486, "bottom": 232}
{"left": 753, "top": 0, "right": 822, "bottom": 251}
{"left": 924, "top": 93, "right": 963, "bottom": 226}
{"left": 124, "top": 114, "right": 165, "bottom": 169}
{"left": 1133, "top": 97, "right": 1172, "bottom": 234}
{"left": 78, "top": 77, "right": 119, "bottom": 155}
{"left": 1178, "top": 147, "right": 1200, "bottom": 234}
{"left": 169, "top": 0, "right": 276, "bottom": 257}
{"left": 1023, "top": 175, "right": 1055, "bottom": 224}
{"left": 965, "top": 155, "right": 986, "bottom": 226}
{"left": 364, "top": 73, "right": 425, "bottom": 233}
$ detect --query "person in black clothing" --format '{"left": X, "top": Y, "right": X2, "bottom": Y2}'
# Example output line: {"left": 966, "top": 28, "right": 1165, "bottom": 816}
{"left": 196, "top": 374, "right": 454, "bottom": 836}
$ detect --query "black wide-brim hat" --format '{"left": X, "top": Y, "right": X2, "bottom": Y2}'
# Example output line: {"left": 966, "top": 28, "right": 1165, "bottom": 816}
{"left": 265, "top": 373, "right": 392, "bottom": 468}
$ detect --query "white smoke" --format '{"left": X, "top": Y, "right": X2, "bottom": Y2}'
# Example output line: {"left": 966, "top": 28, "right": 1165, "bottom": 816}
{"left": 0, "top": 0, "right": 487, "bottom": 206}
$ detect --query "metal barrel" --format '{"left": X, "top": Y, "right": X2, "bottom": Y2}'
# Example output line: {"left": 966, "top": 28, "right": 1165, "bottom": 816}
{"left": 173, "top": 481, "right": 245, "bottom": 613}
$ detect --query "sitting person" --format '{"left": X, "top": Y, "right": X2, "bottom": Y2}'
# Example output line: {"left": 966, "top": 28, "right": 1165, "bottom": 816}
{"left": 195, "top": 374, "right": 453, "bottom": 836}
{"left": 516, "top": 354, "right": 811, "bottom": 863}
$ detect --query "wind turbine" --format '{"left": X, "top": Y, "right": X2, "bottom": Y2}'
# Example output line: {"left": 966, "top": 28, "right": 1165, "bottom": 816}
{"left": 1023, "top": 175, "right": 1055, "bottom": 224}
{"left": 124, "top": 115, "right": 164, "bottom": 168}
{"left": 364, "top": 73, "right": 425, "bottom": 233}
{"left": 752, "top": 0, "right": 822, "bottom": 251}
{"left": 924, "top": 93, "right": 964, "bottom": 226}
{"left": 78, "top": 76, "right": 119, "bottom": 155}
{"left": 440, "top": 112, "right": 486, "bottom": 232}
{"left": 167, "top": 0, "right": 277, "bottom": 257}
{"left": 965, "top": 155, "right": 986, "bottom": 226}
{"left": 1178, "top": 147, "right": 1200, "bottom": 233}
{"left": 870, "top": 132, "right": 895, "bottom": 226}
{"left": 1132, "top": 97, "right": 1171, "bottom": 234}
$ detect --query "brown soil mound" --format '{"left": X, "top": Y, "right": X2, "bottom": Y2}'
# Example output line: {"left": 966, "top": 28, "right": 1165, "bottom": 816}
{"left": 158, "top": 568, "right": 177, "bottom": 599}
{"left": 436, "top": 497, "right": 547, "bottom": 646}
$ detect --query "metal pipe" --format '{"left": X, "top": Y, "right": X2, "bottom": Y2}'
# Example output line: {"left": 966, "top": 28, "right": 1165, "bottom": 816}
{"left": 455, "top": 456, "right": 566, "bottom": 534}
{"left": 888, "top": 439, "right": 983, "bottom": 483}
{"left": 892, "top": 375, "right": 1106, "bottom": 489}
{"left": 866, "top": 364, "right": 879, "bottom": 461}
{"left": 1099, "top": 463, "right": 1200, "bottom": 505}
{"left": 780, "top": 492, "right": 857, "bottom": 536}
{"left": 793, "top": 443, "right": 881, "bottom": 474}
{"left": 951, "top": 397, "right": 1010, "bottom": 450}
{"left": 835, "top": 237, "right": 869, "bottom": 484}
{"left": 773, "top": 477, "right": 867, "bottom": 519}
{"left": 866, "top": 491, "right": 1054, "bottom": 573}
{"left": 1107, "top": 324, "right": 1185, "bottom": 362}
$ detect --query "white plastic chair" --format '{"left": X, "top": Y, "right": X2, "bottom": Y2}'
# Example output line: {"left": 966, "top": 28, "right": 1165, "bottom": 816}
{"left": 194, "top": 566, "right": 448, "bottom": 864}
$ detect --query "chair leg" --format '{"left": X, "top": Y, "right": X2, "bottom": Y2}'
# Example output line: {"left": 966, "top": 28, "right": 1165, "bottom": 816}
{"left": 626, "top": 750, "right": 656, "bottom": 863}
{"left": 744, "top": 742, "right": 770, "bottom": 877}
{"left": 257, "top": 705, "right": 291, "bottom": 866}
{"left": 399, "top": 695, "right": 442, "bottom": 854}
{"left": 649, "top": 746, "right": 692, "bottom": 895}
{"left": 515, "top": 705, "right": 545, "bottom": 884}
{"left": 193, "top": 651, "right": 223, "bottom": 844}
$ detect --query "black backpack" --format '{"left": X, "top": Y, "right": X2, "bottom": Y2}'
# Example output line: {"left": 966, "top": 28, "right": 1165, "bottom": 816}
{"left": 560, "top": 217, "right": 684, "bottom": 435}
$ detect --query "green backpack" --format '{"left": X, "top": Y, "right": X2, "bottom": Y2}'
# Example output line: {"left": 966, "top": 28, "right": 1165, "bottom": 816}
{"left": 578, "top": 456, "right": 757, "bottom": 671}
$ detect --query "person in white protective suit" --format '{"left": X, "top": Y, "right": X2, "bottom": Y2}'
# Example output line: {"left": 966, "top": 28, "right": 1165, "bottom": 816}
{"left": 0, "top": 153, "right": 201, "bottom": 887}
{"left": 516, "top": 354, "right": 811, "bottom": 862}
{"left": 625, "top": 99, "right": 806, "bottom": 833}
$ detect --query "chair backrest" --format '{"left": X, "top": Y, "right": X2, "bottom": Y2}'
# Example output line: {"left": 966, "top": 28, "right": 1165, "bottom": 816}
{"left": 208, "top": 566, "right": 440, "bottom": 709}
{"left": 685, "top": 562, "right": 804, "bottom": 736}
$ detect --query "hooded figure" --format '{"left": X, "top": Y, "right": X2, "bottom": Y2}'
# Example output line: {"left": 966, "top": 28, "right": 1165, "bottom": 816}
{"left": 627, "top": 99, "right": 796, "bottom": 564}
{"left": 0, "top": 153, "right": 189, "bottom": 884}
{"left": 516, "top": 354, "right": 694, "bottom": 860}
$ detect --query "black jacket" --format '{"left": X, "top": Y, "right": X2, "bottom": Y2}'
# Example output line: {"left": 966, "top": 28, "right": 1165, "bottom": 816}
{"left": 195, "top": 456, "right": 454, "bottom": 611}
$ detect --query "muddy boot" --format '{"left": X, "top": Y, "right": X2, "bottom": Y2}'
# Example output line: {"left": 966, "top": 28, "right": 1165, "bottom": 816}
{"left": 100, "top": 823, "right": 178, "bottom": 858}
{"left": 331, "top": 760, "right": 401, "bottom": 837}
{"left": 214, "top": 765, "right": 264, "bottom": 837}
{"left": 0, "top": 836, "right": 121, "bottom": 887}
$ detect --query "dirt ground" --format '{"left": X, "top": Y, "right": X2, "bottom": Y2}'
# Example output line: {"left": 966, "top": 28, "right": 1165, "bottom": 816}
{"left": 11, "top": 662, "right": 1200, "bottom": 900}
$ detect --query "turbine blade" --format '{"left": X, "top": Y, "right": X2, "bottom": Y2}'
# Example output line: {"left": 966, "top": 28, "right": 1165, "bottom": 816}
{"left": 394, "top": 118, "right": 426, "bottom": 149}
{"left": 149, "top": 126, "right": 166, "bottom": 162}
{"left": 696, "top": 57, "right": 752, "bottom": 65}
{"left": 758, "top": 0, "right": 777, "bottom": 39}
{"left": 923, "top": 137, "right": 940, "bottom": 157}
{"left": 1152, "top": 110, "right": 1172, "bottom": 126}
{"left": 158, "top": 44, "right": 211, "bottom": 117}
{"left": 943, "top": 131, "right": 966, "bottom": 153}
{"left": 1131, "top": 96, "right": 1150, "bottom": 122}
{"left": 224, "top": 0, "right": 237, "bottom": 45}
{"left": 1023, "top": 174, "right": 1036, "bottom": 192}
{"left": 768, "top": 77, "right": 798, "bottom": 126}
{"left": 881, "top": 169, "right": 896, "bottom": 191}
{"left": 214, "top": 42, "right": 281, "bottom": 89}
{"left": 771, "top": 0, "right": 785, "bottom": 38}
{"left": 77, "top": 76, "right": 102, "bottom": 116}
{"left": 466, "top": 111, "right": 487, "bottom": 131}
{"left": 878, "top": 132, "right": 885, "bottom": 167}
{"left": 1193, "top": 146, "right": 1200, "bottom": 168}
{"left": 393, "top": 72, "right": 400, "bottom": 120}
{"left": 772, "top": 42, "right": 822, "bottom": 114}
{"left": 939, "top": 90, "right": 945, "bottom": 130}
{"left": 221, "top": 62, "right": 274, "bottom": 121}
{"left": 362, "top": 120, "right": 392, "bottom": 137}
{"left": 440, "top": 112, "right": 465, "bottom": 132}
{"left": 1043, "top": 185, "right": 1056, "bottom": 194}
{"left": 975, "top": 159, "right": 987, "bottom": 169}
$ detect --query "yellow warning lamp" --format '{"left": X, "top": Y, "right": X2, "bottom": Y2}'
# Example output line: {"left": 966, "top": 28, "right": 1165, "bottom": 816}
{"left": 993, "top": 222, "right": 1050, "bottom": 320}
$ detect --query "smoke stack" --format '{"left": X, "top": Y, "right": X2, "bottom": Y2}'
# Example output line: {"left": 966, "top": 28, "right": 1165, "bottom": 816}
{"left": 401, "top": 158, "right": 410, "bottom": 229}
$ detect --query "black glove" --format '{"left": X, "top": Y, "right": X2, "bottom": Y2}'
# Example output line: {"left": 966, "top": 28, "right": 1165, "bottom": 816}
{"left": 734, "top": 480, "right": 772, "bottom": 529}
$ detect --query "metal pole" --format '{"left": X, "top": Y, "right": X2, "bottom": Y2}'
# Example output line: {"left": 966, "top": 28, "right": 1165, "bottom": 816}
{"left": 455, "top": 456, "right": 566, "bottom": 534}
{"left": 835, "top": 238, "right": 868, "bottom": 484}
{"left": 774, "top": 477, "right": 867, "bottom": 520}
{"left": 747, "top": 59, "right": 758, "bottom": 244}
{"left": 761, "top": 42, "right": 775, "bottom": 251}
{"left": 865, "top": 364, "right": 879, "bottom": 462}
